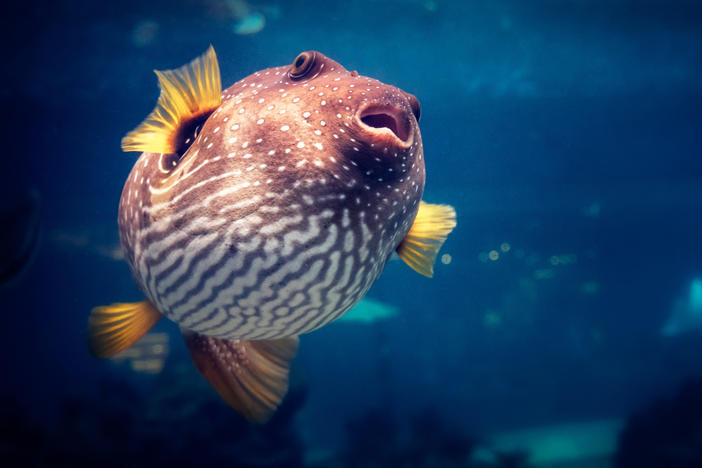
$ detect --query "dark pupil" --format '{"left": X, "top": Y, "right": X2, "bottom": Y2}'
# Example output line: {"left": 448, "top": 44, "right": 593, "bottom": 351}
{"left": 295, "top": 55, "right": 306, "bottom": 69}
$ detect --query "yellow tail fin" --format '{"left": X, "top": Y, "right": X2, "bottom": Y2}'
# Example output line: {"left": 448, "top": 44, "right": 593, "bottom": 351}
{"left": 396, "top": 201, "right": 457, "bottom": 278}
{"left": 88, "top": 301, "right": 162, "bottom": 358}
{"left": 121, "top": 45, "right": 222, "bottom": 154}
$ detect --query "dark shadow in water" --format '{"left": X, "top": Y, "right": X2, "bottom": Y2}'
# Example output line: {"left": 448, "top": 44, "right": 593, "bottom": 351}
{"left": 615, "top": 377, "right": 702, "bottom": 468}
{"left": 0, "top": 374, "right": 308, "bottom": 468}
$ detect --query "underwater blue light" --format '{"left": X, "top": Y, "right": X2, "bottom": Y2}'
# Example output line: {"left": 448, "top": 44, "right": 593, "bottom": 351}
{"left": 689, "top": 278, "right": 702, "bottom": 310}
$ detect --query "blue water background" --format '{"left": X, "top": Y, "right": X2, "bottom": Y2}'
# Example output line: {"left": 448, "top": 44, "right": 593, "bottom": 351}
{"left": 1, "top": 0, "right": 701, "bottom": 460}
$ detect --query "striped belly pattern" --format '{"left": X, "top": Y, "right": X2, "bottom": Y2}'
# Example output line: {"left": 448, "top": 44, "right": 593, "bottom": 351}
{"left": 119, "top": 151, "right": 416, "bottom": 340}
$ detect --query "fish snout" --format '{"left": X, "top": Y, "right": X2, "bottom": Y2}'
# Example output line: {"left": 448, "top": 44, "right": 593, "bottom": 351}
{"left": 402, "top": 91, "right": 421, "bottom": 122}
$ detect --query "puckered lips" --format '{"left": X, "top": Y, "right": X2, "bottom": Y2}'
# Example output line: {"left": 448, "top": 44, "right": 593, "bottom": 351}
{"left": 357, "top": 102, "right": 412, "bottom": 147}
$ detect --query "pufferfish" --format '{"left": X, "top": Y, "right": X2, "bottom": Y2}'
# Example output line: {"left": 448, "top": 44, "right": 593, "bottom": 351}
{"left": 90, "top": 46, "right": 456, "bottom": 422}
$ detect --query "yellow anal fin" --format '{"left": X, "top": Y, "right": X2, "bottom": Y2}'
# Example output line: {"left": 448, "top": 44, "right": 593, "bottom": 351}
{"left": 184, "top": 332, "right": 299, "bottom": 423}
{"left": 396, "top": 201, "right": 457, "bottom": 278}
{"left": 88, "top": 301, "right": 162, "bottom": 358}
{"left": 121, "top": 45, "right": 222, "bottom": 154}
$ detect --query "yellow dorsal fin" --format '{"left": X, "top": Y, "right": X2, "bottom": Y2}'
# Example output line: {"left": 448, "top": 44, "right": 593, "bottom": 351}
{"left": 121, "top": 45, "right": 222, "bottom": 154}
{"left": 396, "top": 201, "right": 457, "bottom": 278}
{"left": 88, "top": 301, "right": 162, "bottom": 358}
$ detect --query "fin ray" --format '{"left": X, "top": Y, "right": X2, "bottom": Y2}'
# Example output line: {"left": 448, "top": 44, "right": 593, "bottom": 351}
{"left": 88, "top": 301, "right": 162, "bottom": 358}
{"left": 184, "top": 333, "right": 298, "bottom": 423}
{"left": 396, "top": 201, "right": 456, "bottom": 277}
{"left": 121, "top": 45, "right": 222, "bottom": 154}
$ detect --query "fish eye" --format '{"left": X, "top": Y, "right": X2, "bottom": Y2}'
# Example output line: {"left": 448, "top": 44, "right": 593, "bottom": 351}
{"left": 289, "top": 51, "right": 316, "bottom": 80}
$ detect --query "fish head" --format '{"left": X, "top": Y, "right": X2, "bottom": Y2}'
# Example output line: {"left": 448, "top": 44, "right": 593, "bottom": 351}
{"left": 196, "top": 49, "right": 426, "bottom": 205}
{"left": 223, "top": 50, "right": 423, "bottom": 174}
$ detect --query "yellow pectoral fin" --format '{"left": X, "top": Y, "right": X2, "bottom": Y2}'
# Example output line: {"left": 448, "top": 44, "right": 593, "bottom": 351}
{"left": 396, "top": 201, "right": 457, "bottom": 278}
{"left": 121, "top": 45, "right": 222, "bottom": 154}
{"left": 88, "top": 301, "right": 162, "bottom": 358}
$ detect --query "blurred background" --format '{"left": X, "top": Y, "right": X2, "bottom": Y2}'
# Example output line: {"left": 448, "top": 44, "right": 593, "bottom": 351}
{"left": 1, "top": 1, "right": 701, "bottom": 466}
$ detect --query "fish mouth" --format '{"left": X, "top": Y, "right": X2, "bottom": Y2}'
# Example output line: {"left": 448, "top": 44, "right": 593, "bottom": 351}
{"left": 357, "top": 103, "right": 412, "bottom": 146}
